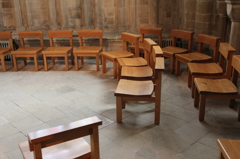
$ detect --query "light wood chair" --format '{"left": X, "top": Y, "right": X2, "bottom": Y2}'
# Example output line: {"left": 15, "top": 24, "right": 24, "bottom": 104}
{"left": 73, "top": 30, "right": 103, "bottom": 71}
{"left": 128, "top": 27, "right": 163, "bottom": 59}
{"left": 117, "top": 38, "right": 158, "bottom": 80}
{"left": 189, "top": 43, "right": 236, "bottom": 97}
{"left": 217, "top": 139, "right": 240, "bottom": 159}
{"left": 19, "top": 116, "right": 102, "bottom": 159}
{"left": 162, "top": 29, "right": 194, "bottom": 73}
{"left": 115, "top": 56, "right": 165, "bottom": 125}
{"left": 0, "top": 31, "right": 13, "bottom": 72}
{"left": 120, "top": 39, "right": 163, "bottom": 80}
{"left": 175, "top": 34, "right": 221, "bottom": 76}
{"left": 101, "top": 32, "right": 139, "bottom": 79}
{"left": 194, "top": 55, "right": 240, "bottom": 121}
{"left": 11, "top": 31, "right": 44, "bottom": 71}
{"left": 42, "top": 30, "right": 73, "bottom": 71}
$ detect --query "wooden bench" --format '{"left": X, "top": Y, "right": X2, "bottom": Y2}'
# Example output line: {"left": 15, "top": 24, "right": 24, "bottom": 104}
{"left": 19, "top": 116, "right": 102, "bottom": 159}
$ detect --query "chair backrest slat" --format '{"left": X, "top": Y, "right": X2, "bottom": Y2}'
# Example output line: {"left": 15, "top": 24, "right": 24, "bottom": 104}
{"left": 78, "top": 30, "right": 103, "bottom": 47}
{"left": 48, "top": 30, "right": 73, "bottom": 47}
{"left": 18, "top": 31, "right": 44, "bottom": 48}
{"left": 121, "top": 32, "right": 140, "bottom": 57}
{"left": 232, "top": 55, "right": 240, "bottom": 73}
{"left": 140, "top": 27, "right": 163, "bottom": 46}
{"left": 0, "top": 31, "right": 13, "bottom": 50}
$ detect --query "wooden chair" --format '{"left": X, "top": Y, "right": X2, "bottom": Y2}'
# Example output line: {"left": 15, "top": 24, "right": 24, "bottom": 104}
{"left": 19, "top": 116, "right": 102, "bottom": 159}
{"left": 117, "top": 38, "right": 158, "bottom": 79}
{"left": 42, "top": 30, "right": 73, "bottom": 71}
{"left": 11, "top": 31, "right": 44, "bottom": 71}
{"left": 189, "top": 43, "right": 236, "bottom": 97}
{"left": 0, "top": 31, "right": 13, "bottom": 72}
{"left": 175, "top": 34, "right": 221, "bottom": 76}
{"left": 162, "top": 29, "right": 194, "bottom": 73}
{"left": 194, "top": 55, "right": 240, "bottom": 121}
{"left": 114, "top": 56, "right": 165, "bottom": 125}
{"left": 128, "top": 27, "right": 163, "bottom": 59}
{"left": 101, "top": 32, "right": 139, "bottom": 79}
{"left": 120, "top": 39, "right": 163, "bottom": 80}
{"left": 73, "top": 30, "right": 103, "bottom": 71}
{"left": 217, "top": 139, "right": 240, "bottom": 159}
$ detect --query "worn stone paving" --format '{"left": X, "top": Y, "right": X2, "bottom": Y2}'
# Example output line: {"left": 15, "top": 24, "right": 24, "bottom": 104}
{"left": 0, "top": 59, "right": 239, "bottom": 159}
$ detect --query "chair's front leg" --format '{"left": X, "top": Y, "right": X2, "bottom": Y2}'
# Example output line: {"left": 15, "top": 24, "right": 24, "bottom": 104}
{"left": 13, "top": 55, "right": 18, "bottom": 71}
{"left": 194, "top": 87, "right": 199, "bottom": 108}
{"left": 102, "top": 56, "right": 106, "bottom": 73}
{"left": 116, "top": 96, "right": 123, "bottom": 123}
{"left": 199, "top": 94, "right": 206, "bottom": 121}
{"left": 34, "top": 55, "right": 39, "bottom": 71}
{"left": 188, "top": 71, "right": 192, "bottom": 88}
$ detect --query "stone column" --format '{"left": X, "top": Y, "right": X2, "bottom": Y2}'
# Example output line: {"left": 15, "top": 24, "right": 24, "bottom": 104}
{"left": 225, "top": 0, "right": 240, "bottom": 53}
{"left": 216, "top": 0, "right": 227, "bottom": 40}
{"left": 182, "top": 0, "right": 196, "bottom": 31}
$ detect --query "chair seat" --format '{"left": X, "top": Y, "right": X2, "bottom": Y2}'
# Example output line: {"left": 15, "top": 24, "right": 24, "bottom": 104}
{"left": 128, "top": 43, "right": 144, "bottom": 51}
{"left": 19, "top": 137, "right": 90, "bottom": 159}
{"left": 176, "top": 52, "right": 212, "bottom": 62}
{"left": 188, "top": 63, "right": 223, "bottom": 74}
{"left": 162, "top": 46, "right": 188, "bottom": 55}
{"left": 74, "top": 46, "right": 102, "bottom": 54}
{"left": 12, "top": 47, "right": 43, "bottom": 54}
{"left": 0, "top": 48, "right": 11, "bottom": 55}
{"left": 194, "top": 78, "right": 238, "bottom": 94}
{"left": 121, "top": 66, "right": 153, "bottom": 78}
{"left": 42, "top": 47, "right": 72, "bottom": 54}
{"left": 117, "top": 57, "right": 148, "bottom": 67}
{"left": 115, "top": 79, "right": 154, "bottom": 96}
{"left": 217, "top": 139, "right": 240, "bottom": 159}
{"left": 101, "top": 50, "right": 134, "bottom": 59}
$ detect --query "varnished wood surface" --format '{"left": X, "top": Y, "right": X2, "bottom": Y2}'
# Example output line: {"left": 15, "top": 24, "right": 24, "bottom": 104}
{"left": 232, "top": 55, "right": 240, "bottom": 73}
{"left": 217, "top": 139, "right": 240, "bottom": 159}
{"left": 117, "top": 57, "right": 147, "bottom": 66}
{"left": 115, "top": 79, "right": 154, "bottom": 96}
{"left": 175, "top": 52, "right": 212, "bottom": 62}
{"left": 101, "top": 50, "right": 134, "bottom": 59}
{"left": 121, "top": 66, "right": 153, "bottom": 78}
{"left": 42, "top": 47, "right": 72, "bottom": 54}
{"left": 155, "top": 57, "right": 165, "bottom": 71}
{"left": 74, "top": 46, "right": 102, "bottom": 53}
{"left": 0, "top": 48, "right": 11, "bottom": 55}
{"left": 12, "top": 47, "right": 43, "bottom": 54}
{"left": 48, "top": 30, "right": 73, "bottom": 38}
{"left": 194, "top": 78, "right": 237, "bottom": 94}
{"left": 188, "top": 63, "right": 223, "bottom": 74}
{"left": 162, "top": 46, "right": 188, "bottom": 54}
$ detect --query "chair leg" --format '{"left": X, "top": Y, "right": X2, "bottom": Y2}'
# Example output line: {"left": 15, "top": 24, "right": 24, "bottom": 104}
{"left": 74, "top": 54, "right": 79, "bottom": 71}
{"left": 52, "top": 57, "right": 55, "bottom": 65}
{"left": 34, "top": 55, "right": 39, "bottom": 71}
{"left": 155, "top": 97, "right": 160, "bottom": 125}
{"left": 199, "top": 94, "right": 206, "bottom": 121}
{"left": 13, "top": 55, "right": 18, "bottom": 71}
{"left": 24, "top": 58, "right": 27, "bottom": 65}
{"left": 116, "top": 96, "right": 123, "bottom": 123}
{"left": 170, "top": 55, "right": 175, "bottom": 74}
{"left": 219, "top": 152, "right": 224, "bottom": 159}
{"left": 113, "top": 60, "right": 117, "bottom": 79}
{"left": 117, "top": 65, "right": 121, "bottom": 81}
{"left": 194, "top": 87, "right": 199, "bottom": 107}
{"left": 191, "top": 77, "right": 195, "bottom": 98}
{"left": 71, "top": 52, "right": 74, "bottom": 65}
{"left": 238, "top": 103, "right": 240, "bottom": 122}
{"left": 229, "top": 99, "right": 235, "bottom": 108}
{"left": 96, "top": 54, "right": 99, "bottom": 71}
{"left": 188, "top": 71, "right": 192, "bottom": 88}
{"left": 90, "top": 127, "right": 100, "bottom": 159}
{"left": 102, "top": 56, "right": 106, "bottom": 73}
{"left": 175, "top": 59, "right": 180, "bottom": 76}
{"left": 65, "top": 55, "right": 69, "bottom": 71}
{"left": 0, "top": 56, "right": 6, "bottom": 72}
{"left": 81, "top": 57, "right": 84, "bottom": 65}
{"left": 43, "top": 55, "right": 48, "bottom": 71}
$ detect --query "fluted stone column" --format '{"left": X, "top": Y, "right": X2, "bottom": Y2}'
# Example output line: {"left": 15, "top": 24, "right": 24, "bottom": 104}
{"left": 225, "top": 0, "right": 240, "bottom": 53}
{"left": 216, "top": 0, "right": 228, "bottom": 40}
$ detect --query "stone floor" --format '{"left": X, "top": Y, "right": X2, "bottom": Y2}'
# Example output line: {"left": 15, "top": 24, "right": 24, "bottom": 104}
{"left": 0, "top": 59, "right": 240, "bottom": 159}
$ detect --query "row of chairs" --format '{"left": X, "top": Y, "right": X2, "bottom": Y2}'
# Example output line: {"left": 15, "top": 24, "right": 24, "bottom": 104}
{"left": 0, "top": 30, "right": 103, "bottom": 72}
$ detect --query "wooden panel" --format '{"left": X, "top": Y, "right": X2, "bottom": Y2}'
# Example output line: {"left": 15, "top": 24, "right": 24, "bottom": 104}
{"left": 78, "top": 30, "right": 103, "bottom": 37}
{"left": 232, "top": 55, "right": 240, "bottom": 73}
{"left": 18, "top": 31, "right": 43, "bottom": 39}
{"left": 48, "top": 30, "right": 72, "bottom": 38}
{"left": 140, "top": 27, "right": 163, "bottom": 35}
{"left": 171, "top": 29, "right": 194, "bottom": 40}
{"left": 121, "top": 32, "right": 140, "bottom": 44}
{"left": 219, "top": 43, "right": 236, "bottom": 60}
{"left": 197, "top": 34, "right": 221, "bottom": 46}
{"left": 0, "top": 31, "right": 12, "bottom": 39}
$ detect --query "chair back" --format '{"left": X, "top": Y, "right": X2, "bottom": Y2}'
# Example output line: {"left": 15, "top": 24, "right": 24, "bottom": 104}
{"left": 218, "top": 43, "right": 236, "bottom": 78}
{"left": 48, "top": 30, "right": 73, "bottom": 47}
{"left": 18, "top": 31, "right": 44, "bottom": 48}
{"left": 197, "top": 34, "right": 221, "bottom": 62}
{"left": 170, "top": 29, "right": 194, "bottom": 53}
{"left": 0, "top": 31, "right": 13, "bottom": 50}
{"left": 78, "top": 30, "right": 103, "bottom": 47}
{"left": 140, "top": 27, "right": 163, "bottom": 46}
{"left": 232, "top": 55, "right": 240, "bottom": 74}
{"left": 121, "top": 32, "right": 141, "bottom": 57}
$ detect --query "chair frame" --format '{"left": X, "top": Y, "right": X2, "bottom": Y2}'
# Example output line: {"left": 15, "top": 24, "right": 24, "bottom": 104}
{"left": 12, "top": 31, "right": 44, "bottom": 71}
{"left": 74, "top": 30, "right": 103, "bottom": 71}
{"left": 194, "top": 55, "right": 240, "bottom": 121}
{"left": 42, "top": 30, "right": 73, "bottom": 71}
{"left": 19, "top": 116, "right": 102, "bottom": 159}
{"left": 0, "top": 31, "right": 13, "bottom": 72}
